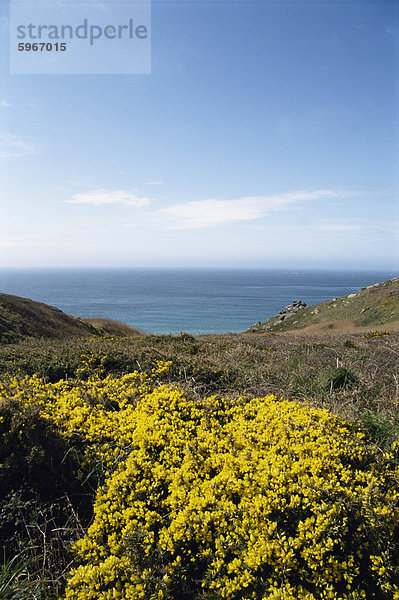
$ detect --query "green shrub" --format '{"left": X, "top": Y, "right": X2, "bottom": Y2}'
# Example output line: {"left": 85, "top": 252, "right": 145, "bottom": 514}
{"left": 0, "top": 398, "right": 82, "bottom": 500}
{"left": 323, "top": 367, "right": 357, "bottom": 391}
{"left": 0, "top": 397, "right": 96, "bottom": 598}
{"left": 361, "top": 411, "right": 398, "bottom": 449}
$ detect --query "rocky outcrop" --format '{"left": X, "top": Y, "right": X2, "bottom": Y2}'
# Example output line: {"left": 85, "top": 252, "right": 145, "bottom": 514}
{"left": 278, "top": 300, "right": 307, "bottom": 315}
{"left": 248, "top": 300, "right": 307, "bottom": 332}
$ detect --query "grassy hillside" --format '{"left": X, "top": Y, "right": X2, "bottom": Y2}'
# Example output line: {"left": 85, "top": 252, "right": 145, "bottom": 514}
{"left": 247, "top": 276, "right": 399, "bottom": 334}
{"left": 0, "top": 293, "right": 141, "bottom": 343}
{"left": 0, "top": 289, "right": 398, "bottom": 599}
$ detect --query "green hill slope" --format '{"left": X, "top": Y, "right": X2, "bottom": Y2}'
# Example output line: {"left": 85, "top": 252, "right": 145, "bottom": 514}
{"left": 247, "top": 276, "right": 399, "bottom": 334}
{"left": 0, "top": 293, "right": 98, "bottom": 343}
{"left": 0, "top": 294, "right": 140, "bottom": 343}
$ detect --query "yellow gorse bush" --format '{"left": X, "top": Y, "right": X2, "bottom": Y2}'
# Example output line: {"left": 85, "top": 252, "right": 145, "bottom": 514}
{"left": 0, "top": 364, "right": 398, "bottom": 600}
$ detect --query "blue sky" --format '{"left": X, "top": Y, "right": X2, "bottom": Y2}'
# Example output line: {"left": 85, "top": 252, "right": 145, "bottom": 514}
{"left": 0, "top": 0, "right": 398, "bottom": 269}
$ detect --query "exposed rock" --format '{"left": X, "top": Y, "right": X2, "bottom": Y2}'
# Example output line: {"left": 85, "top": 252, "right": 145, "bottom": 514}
{"left": 274, "top": 300, "right": 307, "bottom": 321}
{"left": 248, "top": 320, "right": 262, "bottom": 332}
{"left": 285, "top": 300, "right": 307, "bottom": 311}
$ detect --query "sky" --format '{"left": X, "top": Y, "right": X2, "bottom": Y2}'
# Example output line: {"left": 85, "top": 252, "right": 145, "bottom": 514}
{"left": 0, "top": 0, "right": 398, "bottom": 270}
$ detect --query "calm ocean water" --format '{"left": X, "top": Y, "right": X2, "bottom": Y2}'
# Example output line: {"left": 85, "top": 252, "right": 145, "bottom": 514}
{"left": 0, "top": 269, "right": 396, "bottom": 335}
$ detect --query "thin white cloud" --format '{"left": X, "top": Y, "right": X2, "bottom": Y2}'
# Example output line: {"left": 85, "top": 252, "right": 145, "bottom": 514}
{"left": 0, "top": 133, "right": 38, "bottom": 159}
{"left": 159, "top": 189, "right": 358, "bottom": 230}
{"left": 263, "top": 223, "right": 362, "bottom": 233}
{"left": 254, "top": 221, "right": 396, "bottom": 236}
{"left": 145, "top": 181, "right": 163, "bottom": 186}
{"left": 0, "top": 101, "right": 12, "bottom": 108}
{"left": 160, "top": 197, "right": 265, "bottom": 229}
{"left": 0, "top": 237, "right": 24, "bottom": 247}
{"left": 315, "top": 224, "right": 361, "bottom": 231}
{"left": 67, "top": 189, "right": 151, "bottom": 207}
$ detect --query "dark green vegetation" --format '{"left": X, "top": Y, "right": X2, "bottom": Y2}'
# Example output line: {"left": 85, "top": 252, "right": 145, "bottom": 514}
{"left": 0, "top": 293, "right": 141, "bottom": 344}
{"left": 249, "top": 276, "right": 399, "bottom": 333}
{"left": 0, "top": 287, "right": 398, "bottom": 598}
{"left": 0, "top": 399, "right": 95, "bottom": 599}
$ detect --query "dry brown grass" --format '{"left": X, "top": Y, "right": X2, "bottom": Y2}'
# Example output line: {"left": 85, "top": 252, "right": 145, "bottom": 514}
{"left": 280, "top": 319, "right": 399, "bottom": 335}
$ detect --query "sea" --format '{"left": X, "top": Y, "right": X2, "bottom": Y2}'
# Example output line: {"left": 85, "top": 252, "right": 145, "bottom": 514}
{"left": 0, "top": 269, "right": 396, "bottom": 335}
